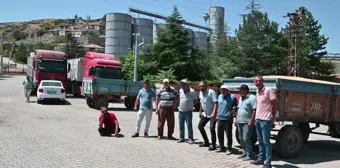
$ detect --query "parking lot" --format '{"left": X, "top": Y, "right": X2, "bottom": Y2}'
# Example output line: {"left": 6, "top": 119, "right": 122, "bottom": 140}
{"left": 1, "top": 75, "right": 340, "bottom": 168}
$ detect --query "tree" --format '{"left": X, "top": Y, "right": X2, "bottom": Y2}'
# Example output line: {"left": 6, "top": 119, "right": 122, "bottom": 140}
{"left": 119, "top": 51, "right": 146, "bottom": 81}
{"left": 283, "top": 7, "right": 333, "bottom": 78}
{"left": 234, "top": 8, "right": 287, "bottom": 77}
{"left": 139, "top": 6, "right": 208, "bottom": 81}
{"left": 65, "top": 33, "right": 83, "bottom": 58}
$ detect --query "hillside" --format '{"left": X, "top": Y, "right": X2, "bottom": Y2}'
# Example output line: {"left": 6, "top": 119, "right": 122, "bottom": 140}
{"left": 0, "top": 19, "right": 61, "bottom": 42}
{"left": 0, "top": 16, "right": 104, "bottom": 44}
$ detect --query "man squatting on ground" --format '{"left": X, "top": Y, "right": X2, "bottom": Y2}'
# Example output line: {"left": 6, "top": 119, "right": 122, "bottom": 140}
{"left": 214, "top": 84, "right": 238, "bottom": 155}
{"left": 234, "top": 84, "right": 257, "bottom": 161}
{"left": 177, "top": 79, "right": 198, "bottom": 144}
{"left": 251, "top": 75, "right": 277, "bottom": 168}
{"left": 156, "top": 78, "right": 178, "bottom": 140}
{"left": 132, "top": 79, "right": 156, "bottom": 138}
{"left": 198, "top": 80, "right": 218, "bottom": 150}
{"left": 98, "top": 107, "right": 121, "bottom": 137}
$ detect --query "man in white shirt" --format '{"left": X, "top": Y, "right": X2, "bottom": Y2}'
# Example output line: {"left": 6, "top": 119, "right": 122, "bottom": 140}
{"left": 177, "top": 79, "right": 198, "bottom": 144}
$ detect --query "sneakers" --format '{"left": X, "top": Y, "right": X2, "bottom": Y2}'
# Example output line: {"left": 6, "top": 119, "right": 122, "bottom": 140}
{"left": 250, "top": 160, "right": 264, "bottom": 165}
{"left": 225, "top": 149, "right": 232, "bottom": 155}
{"left": 238, "top": 154, "right": 247, "bottom": 159}
{"left": 144, "top": 133, "right": 149, "bottom": 138}
{"left": 157, "top": 136, "right": 163, "bottom": 140}
{"left": 208, "top": 145, "right": 216, "bottom": 151}
{"left": 199, "top": 143, "right": 210, "bottom": 147}
{"left": 188, "top": 139, "right": 194, "bottom": 144}
{"left": 167, "top": 136, "right": 176, "bottom": 140}
{"left": 177, "top": 139, "right": 185, "bottom": 143}
{"left": 131, "top": 133, "right": 139, "bottom": 138}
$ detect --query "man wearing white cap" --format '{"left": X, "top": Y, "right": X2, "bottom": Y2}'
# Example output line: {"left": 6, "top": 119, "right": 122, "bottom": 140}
{"left": 213, "top": 84, "right": 238, "bottom": 155}
{"left": 155, "top": 78, "right": 178, "bottom": 140}
{"left": 177, "top": 79, "right": 198, "bottom": 144}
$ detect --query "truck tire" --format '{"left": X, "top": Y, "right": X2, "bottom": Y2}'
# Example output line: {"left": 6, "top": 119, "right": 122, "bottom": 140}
{"left": 276, "top": 125, "right": 303, "bottom": 158}
{"left": 235, "top": 125, "right": 258, "bottom": 148}
{"left": 293, "top": 122, "right": 310, "bottom": 143}
{"left": 86, "top": 96, "right": 94, "bottom": 108}
{"left": 124, "top": 97, "right": 132, "bottom": 109}
{"left": 94, "top": 97, "right": 108, "bottom": 110}
{"left": 329, "top": 123, "right": 340, "bottom": 138}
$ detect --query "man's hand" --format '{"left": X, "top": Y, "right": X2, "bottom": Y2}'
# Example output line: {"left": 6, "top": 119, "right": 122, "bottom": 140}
{"left": 155, "top": 109, "right": 159, "bottom": 115}
{"left": 248, "top": 120, "right": 254, "bottom": 128}
{"left": 134, "top": 107, "right": 138, "bottom": 112}
{"left": 199, "top": 112, "right": 203, "bottom": 118}
{"left": 211, "top": 113, "right": 216, "bottom": 120}
{"left": 234, "top": 119, "right": 238, "bottom": 126}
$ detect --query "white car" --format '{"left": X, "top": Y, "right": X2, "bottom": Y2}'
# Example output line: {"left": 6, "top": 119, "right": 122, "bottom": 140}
{"left": 37, "top": 80, "right": 66, "bottom": 104}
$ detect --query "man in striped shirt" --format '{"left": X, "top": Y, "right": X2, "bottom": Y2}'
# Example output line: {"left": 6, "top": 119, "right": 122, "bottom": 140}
{"left": 156, "top": 78, "right": 178, "bottom": 140}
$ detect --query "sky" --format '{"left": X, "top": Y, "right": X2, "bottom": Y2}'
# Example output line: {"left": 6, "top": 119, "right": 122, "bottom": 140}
{"left": 0, "top": 0, "right": 339, "bottom": 53}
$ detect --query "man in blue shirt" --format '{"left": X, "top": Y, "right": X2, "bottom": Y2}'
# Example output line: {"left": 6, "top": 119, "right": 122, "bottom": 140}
{"left": 213, "top": 84, "right": 238, "bottom": 155}
{"left": 132, "top": 79, "right": 156, "bottom": 138}
{"left": 198, "top": 80, "right": 218, "bottom": 151}
{"left": 235, "top": 84, "right": 257, "bottom": 161}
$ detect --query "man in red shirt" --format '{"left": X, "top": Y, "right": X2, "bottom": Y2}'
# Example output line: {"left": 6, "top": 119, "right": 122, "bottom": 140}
{"left": 98, "top": 107, "right": 121, "bottom": 137}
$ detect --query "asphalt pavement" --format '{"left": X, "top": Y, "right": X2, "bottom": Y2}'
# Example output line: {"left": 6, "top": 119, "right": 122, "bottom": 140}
{"left": 1, "top": 75, "right": 340, "bottom": 168}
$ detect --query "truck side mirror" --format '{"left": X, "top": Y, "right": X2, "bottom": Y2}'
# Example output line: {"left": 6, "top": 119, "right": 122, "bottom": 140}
{"left": 67, "top": 63, "right": 71, "bottom": 72}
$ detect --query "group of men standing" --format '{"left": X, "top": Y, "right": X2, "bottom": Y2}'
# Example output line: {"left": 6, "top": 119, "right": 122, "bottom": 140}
{"left": 125, "top": 75, "right": 276, "bottom": 168}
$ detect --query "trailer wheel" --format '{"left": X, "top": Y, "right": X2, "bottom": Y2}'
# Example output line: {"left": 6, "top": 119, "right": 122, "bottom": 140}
{"left": 329, "top": 123, "right": 340, "bottom": 138}
{"left": 86, "top": 96, "right": 94, "bottom": 108}
{"left": 94, "top": 97, "right": 108, "bottom": 110}
{"left": 124, "top": 97, "right": 131, "bottom": 109}
{"left": 276, "top": 125, "right": 303, "bottom": 158}
{"left": 235, "top": 125, "right": 258, "bottom": 148}
{"left": 293, "top": 122, "right": 310, "bottom": 143}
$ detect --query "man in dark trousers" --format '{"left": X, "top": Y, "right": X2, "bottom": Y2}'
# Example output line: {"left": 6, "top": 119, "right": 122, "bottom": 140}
{"left": 214, "top": 84, "right": 238, "bottom": 155}
{"left": 156, "top": 78, "right": 178, "bottom": 140}
{"left": 198, "top": 80, "right": 218, "bottom": 151}
{"left": 98, "top": 107, "right": 121, "bottom": 137}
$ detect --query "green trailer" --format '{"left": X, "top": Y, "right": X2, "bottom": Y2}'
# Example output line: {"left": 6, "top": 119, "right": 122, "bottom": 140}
{"left": 82, "top": 77, "right": 144, "bottom": 110}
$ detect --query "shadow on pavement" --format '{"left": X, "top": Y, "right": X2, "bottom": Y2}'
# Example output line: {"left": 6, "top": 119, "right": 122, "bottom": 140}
{"left": 37, "top": 100, "right": 72, "bottom": 105}
{"left": 108, "top": 107, "right": 133, "bottom": 112}
{"left": 273, "top": 140, "right": 340, "bottom": 165}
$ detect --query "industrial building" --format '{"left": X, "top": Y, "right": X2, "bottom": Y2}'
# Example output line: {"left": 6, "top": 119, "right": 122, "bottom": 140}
{"left": 104, "top": 6, "right": 225, "bottom": 59}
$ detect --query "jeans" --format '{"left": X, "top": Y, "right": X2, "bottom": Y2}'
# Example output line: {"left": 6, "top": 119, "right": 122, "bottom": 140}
{"left": 135, "top": 109, "right": 153, "bottom": 134}
{"left": 179, "top": 111, "right": 193, "bottom": 140}
{"left": 217, "top": 119, "right": 233, "bottom": 150}
{"left": 238, "top": 123, "right": 253, "bottom": 157}
{"left": 255, "top": 119, "right": 272, "bottom": 164}
{"left": 198, "top": 117, "right": 217, "bottom": 146}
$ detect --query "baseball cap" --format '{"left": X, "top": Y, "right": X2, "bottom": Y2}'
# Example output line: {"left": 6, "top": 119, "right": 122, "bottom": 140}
{"left": 143, "top": 79, "right": 150, "bottom": 84}
{"left": 180, "top": 79, "right": 188, "bottom": 84}
{"left": 163, "top": 78, "right": 169, "bottom": 83}
{"left": 239, "top": 84, "right": 249, "bottom": 91}
{"left": 220, "top": 84, "right": 229, "bottom": 89}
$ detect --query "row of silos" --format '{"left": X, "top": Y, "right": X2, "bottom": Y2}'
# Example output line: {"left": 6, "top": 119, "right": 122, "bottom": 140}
{"left": 105, "top": 13, "right": 154, "bottom": 59}
{"left": 104, "top": 10, "right": 217, "bottom": 59}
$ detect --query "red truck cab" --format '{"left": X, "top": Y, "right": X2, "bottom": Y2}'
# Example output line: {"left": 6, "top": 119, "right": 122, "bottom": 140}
{"left": 84, "top": 52, "right": 122, "bottom": 79}
{"left": 27, "top": 50, "right": 70, "bottom": 93}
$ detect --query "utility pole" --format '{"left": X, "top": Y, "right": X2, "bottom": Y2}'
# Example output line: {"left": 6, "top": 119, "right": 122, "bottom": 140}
{"left": 132, "top": 33, "right": 144, "bottom": 82}
{"left": 0, "top": 31, "right": 3, "bottom": 74}
{"left": 284, "top": 8, "right": 305, "bottom": 77}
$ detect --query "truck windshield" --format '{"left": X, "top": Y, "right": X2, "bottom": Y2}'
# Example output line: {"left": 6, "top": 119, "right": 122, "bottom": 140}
{"left": 95, "top": 67, "right": 122, "bottom": 79}
{"left": 38, "top": 60, "right": 66, "bottom": 73}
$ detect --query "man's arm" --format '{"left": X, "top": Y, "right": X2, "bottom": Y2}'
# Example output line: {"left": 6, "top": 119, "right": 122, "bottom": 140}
{"left": 114, "top": 120, "right": 119, "bottom": 136}
{"left": 98, "top": 116, "right": 104, "bottom": 128}
{"left": 155, "top": 91, "right": 161, "bottom": 114}
{"left": 134, "top": 98, "right": 140, "bottom": 111}
{"left": 211, "top": 92, "right": 218, "bottom": 118}
{"left": 269, "top": 90, "right": 278, "bottom": 122}
{"left": 172, "top": 89, "right": 179, "bottom": 109}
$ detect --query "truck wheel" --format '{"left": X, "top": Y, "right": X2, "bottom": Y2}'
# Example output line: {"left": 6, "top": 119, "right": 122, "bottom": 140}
{"left": 235, "top": 125, "right": 258, "bottom": 148}
{"left": 276, "top": 125, "right": 303, "bottom": 158}
{"left": 95, "top": 97, "right": 108, "bottom": 110}
{"left": 293, "top": 122, "right": 310, "bottom": 143}
{"left": 329, "top": 123, "right": 340, "bottom": 138}
{"left": 86, "top": 97, "right": 94, "bottom": 108}
{"left": 124, "top": 97, "right": 131, "bottom": 109}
